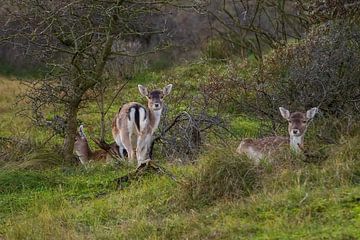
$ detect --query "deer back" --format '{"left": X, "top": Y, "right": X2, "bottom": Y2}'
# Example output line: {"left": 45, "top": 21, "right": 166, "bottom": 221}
{"left": 237, "top": 136, "right": 289, "bottom": 159}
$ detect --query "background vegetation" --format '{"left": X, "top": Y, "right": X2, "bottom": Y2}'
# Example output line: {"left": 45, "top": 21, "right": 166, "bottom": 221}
{"left": 1, "top": 0, "right": 360, "bottom": 239}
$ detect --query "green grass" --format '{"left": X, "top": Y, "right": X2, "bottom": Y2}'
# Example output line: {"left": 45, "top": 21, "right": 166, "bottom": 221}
{"left": 1, "top": 55, "right": 360, "bottom": 239}
{"left": 231, "top": 116, "right": 265, "bottom": 138}
{"left": 1, "top": 135, "right": 359, "bottom": 239}
{"left": 0, "top": 163, "right": 359, "bottom": 239}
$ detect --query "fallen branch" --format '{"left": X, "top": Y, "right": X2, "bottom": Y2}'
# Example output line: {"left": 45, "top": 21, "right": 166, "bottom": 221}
{"left": 114, "top": 160, "right": 178, "bottom": 190}
{"left": 90, "top": 136, "right": 125, "bottom": 162}
{"left": 149, "top": 111, "right": 229, "bottom": 160}
{"left": 149, "top": 112, "right": 188, "bottom": 159}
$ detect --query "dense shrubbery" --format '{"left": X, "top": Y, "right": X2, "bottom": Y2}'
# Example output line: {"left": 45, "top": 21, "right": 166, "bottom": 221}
{"left": 203, "top": 18, "right": 360, "bottom": 140}
{"left": 237, "top": 18, "right": 360, "bottom": 118}
{"left": 258, "top": 19, "right": 360, "bottom": 117}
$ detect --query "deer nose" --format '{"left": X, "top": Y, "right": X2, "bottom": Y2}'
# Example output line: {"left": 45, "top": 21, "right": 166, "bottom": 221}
{"left": 292, "top": 129, "right": 300, "bottom": 135}
{"left": 154, "top": 103, "right": 160, "bottom": 108}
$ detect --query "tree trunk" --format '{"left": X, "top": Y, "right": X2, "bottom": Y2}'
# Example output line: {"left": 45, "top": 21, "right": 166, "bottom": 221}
{"left": 63, "top": 101, "right": 81, "bottom": 162}
{"left": 100, "top": 112, "right": 105, "bottom": 141}
{"left": 99, "top": 86, "right": 106, "bottom": 141}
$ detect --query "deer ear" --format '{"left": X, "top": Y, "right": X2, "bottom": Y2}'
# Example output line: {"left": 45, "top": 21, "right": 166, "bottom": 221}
{"left": 279, "top": 107, "right": 290, "bottom": 120}
{"left": 138, "top": 85, "right": 148, "bottom": 97}
{"left": 306, "top": 107, "right": 318, "bottom": 120}
{"left": 79, "top": 125, "right": 86, "bottom": 138}
{"left": 163, "top": 84, "right": 173, "bottom": 96}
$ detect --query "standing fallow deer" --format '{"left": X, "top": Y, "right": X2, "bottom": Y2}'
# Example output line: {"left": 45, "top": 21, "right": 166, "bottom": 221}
{"left": 112, "top": 84, "right": 173, "bottom": 165}
{"left": 74, "top": 125, "right": 120, "bottom": 164}
{"left": 236, "top": 107, "right": 318, "bottom": 163}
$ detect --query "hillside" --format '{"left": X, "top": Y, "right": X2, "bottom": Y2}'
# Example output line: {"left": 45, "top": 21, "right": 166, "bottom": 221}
{"left": 0, "top": 56, "right": 360, "bottom": 239}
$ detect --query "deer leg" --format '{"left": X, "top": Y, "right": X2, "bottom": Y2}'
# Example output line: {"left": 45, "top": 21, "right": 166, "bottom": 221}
{"left": 114, "top": 134, "right": 126, "bottom": 159}
{"left": 118, "top": 141, "right": 126, "bottom": 159}
{"left": 120, "top": 131, "right": 135, "bottom": 163}
{"left": 136, "top": 133, "right": 151, "bottom": 165}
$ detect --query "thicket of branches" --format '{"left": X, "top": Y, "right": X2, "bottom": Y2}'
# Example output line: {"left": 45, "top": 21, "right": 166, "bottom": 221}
{"left": 1, "top": 0, "right": 178, "bottom": 161}
{"left": 205, "top": 0, "right": 360, "bottom": 60}
{"left": 202, "top": 17, "right": 360, "bottom": 144}
{"left": 150, "top": 85, "right": 230, "bottom": 162}
{"left": 205, "top": 0, "right": 308, "bottom": 59}
{"left": 1, "top": 0, "right": 360, "bottom": 164}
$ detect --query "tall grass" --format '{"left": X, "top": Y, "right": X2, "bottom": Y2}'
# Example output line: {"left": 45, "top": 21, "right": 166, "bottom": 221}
{"left": 180, "top": 148, "right": 259, "bottom": 206}
{"left": 179, "top": 133, "right": 360, "bottom": 208}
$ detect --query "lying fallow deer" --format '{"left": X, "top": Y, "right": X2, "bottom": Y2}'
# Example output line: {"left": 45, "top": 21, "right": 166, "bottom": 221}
{"left": 74, "top": 125, "right": 120, "bottom": 164}
{"left": 112, "top": 84, "right": 173, "bottom": 165}
{"left": 236, "top": 107, "right": 318, "bottom": 163}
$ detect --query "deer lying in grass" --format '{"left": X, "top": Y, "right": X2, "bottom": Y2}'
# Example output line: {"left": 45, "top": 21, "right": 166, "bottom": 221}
{"left": 236, "top": 107, "right": 318, "bottom": 163}
{"left": 74, "top": 125, "right": 120, "bottom": 165}
{"left": 112, "top": 84, "right": 173, "bottom": 166}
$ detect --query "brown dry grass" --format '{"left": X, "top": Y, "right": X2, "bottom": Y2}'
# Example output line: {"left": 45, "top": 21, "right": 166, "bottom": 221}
{"left": 0, "top": 76, "right": 26, "bottom": 113}
{"left": 0, "top": 76, "right": 29, "bottom": 136}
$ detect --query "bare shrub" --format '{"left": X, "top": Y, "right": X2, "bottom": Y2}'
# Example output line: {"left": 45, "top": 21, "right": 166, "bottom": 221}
{"left": 213, "top": 19, "right": 360, "bottom": 138}
{"left": 206, "top": 1, "right": 310, "bottom": 60}
{"left": 263, "top": 20, "right": 360, "bottom": 116}
{"left": 305, "top": 0, "right": 360, "bottom": 22}
{"left": 150, "top": 85, "right": 230, "bottom": 163}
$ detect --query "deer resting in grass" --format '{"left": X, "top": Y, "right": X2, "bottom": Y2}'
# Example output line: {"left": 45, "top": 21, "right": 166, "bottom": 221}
{"left": 236, "top": 107, "right": 318, "bottom": 163}
{"left": 112, "top": 84, "right": 173, "bottom": 165}
{"left": 74, "top": 125, "right": 120, "bottom": 164}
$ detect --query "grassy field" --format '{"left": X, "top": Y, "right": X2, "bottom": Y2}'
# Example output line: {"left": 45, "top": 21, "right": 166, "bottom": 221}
{"left": 0, "top": 156, "right": 359, "bottom": 239}
{"left": 0, "top": 59, "right": 360, "bottom": 240}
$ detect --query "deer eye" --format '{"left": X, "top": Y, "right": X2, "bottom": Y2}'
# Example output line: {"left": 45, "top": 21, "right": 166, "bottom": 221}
{"left": 302, "top": 120, "right": 307, "bottom": 124}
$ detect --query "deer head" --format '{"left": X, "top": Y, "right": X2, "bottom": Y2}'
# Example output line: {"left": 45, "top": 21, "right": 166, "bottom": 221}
{"left": 279, "top": 107, "right": 318, "bottom": 137}
{"left": 138, "top": 84, "right": 173, "bottom": 111}
{"left": 279, "top": 107, "right": 318, "bottom": 151}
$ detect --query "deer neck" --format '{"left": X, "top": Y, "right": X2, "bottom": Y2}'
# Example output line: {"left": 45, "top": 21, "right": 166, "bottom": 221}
{"left": 75, "top": 141, "right": 93, "bottom": 163}
{"left": 289, "top": 135, "right": 304, "bottom": 153}
{"left": 148, "top": 108, "right": 162, "bottom": 134}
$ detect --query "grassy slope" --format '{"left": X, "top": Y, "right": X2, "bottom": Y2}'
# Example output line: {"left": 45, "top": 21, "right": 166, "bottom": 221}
{"left": 1, "top": 167, "right": 359, "bottom": 239}
{"left": 0, "top": 61, "right": 360, "bottom": 239}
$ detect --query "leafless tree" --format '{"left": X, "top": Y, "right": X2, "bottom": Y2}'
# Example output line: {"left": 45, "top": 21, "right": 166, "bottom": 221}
{"left": 1, "top": 0, "right": 179, "bottom": 161}
{"left": 205, "top": 0, "right": 360, "bottom": 60}
{"left": 205, "top": 0, "right": 310, "bottom": 60}
{"left": 305, "top": 0, "right": 360, "bottom": 22}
